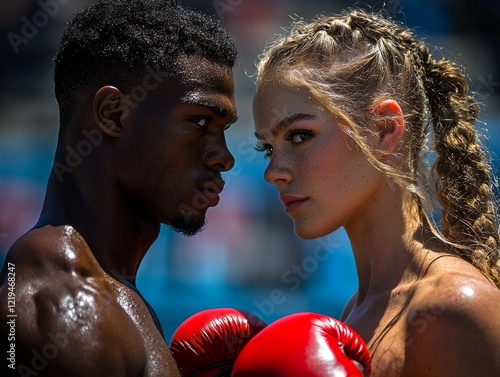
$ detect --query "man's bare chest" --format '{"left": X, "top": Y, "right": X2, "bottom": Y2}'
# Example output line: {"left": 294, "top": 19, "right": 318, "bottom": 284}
{"left": 108, "top": 281, "right": 180, "bottom": 376}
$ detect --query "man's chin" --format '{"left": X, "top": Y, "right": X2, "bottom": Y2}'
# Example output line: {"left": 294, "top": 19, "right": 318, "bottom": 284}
{"left": 169, "top": 215, "right": 206, "bottom": 237}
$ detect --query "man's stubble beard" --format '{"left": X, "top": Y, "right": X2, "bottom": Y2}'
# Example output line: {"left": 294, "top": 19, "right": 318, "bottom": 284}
{"left": 169, "top": 212, "right": 206, "bottom": 237}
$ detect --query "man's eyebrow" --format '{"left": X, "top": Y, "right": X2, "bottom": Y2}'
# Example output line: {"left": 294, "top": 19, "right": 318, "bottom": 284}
{"left": 255, "top": 112, "right": 318, "bottom": 140}
{"left": 184, "top": 98, "right": 238, "bottom": 124}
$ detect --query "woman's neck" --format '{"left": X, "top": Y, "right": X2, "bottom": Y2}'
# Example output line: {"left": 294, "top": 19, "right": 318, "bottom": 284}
{"left": 345, "top": 186, "right": 442, "bottom": 305}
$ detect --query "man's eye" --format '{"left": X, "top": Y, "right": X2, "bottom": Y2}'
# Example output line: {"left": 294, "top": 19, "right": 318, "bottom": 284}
{"left": 193, "top": 118, "right": 208, "bottom": 127}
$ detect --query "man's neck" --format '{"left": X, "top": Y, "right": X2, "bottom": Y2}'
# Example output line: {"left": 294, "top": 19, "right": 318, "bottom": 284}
{"left": 37, "top": 170, "right": 161, "bottom": 285}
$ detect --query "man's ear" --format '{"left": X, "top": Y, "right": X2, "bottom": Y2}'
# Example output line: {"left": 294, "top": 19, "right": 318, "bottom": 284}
{"left": 93, "top": 86, "right": 130, "bottom": 138}
{"left": 373, "top": 99, "right": 405, "bottom": 157}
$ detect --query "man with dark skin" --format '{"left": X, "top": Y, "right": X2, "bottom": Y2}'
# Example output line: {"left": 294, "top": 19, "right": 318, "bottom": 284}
{"left": 0, "top": 1, "right": 238, "bottom": 375}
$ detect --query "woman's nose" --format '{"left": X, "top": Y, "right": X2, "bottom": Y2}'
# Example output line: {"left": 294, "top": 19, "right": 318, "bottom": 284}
{"left": 264, "top": 156, "right": 292, "bottom": 187}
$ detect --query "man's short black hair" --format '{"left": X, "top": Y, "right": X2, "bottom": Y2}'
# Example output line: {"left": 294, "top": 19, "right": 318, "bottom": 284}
{"left": 54, "top": 0, "right": 237, "bottom": 126}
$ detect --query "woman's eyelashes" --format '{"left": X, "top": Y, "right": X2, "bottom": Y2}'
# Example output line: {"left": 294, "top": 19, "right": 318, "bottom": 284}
{"left": 254, "top": 129, "right": 315, "bottom": 158}
{"left": 283, "top": 129, "right": 314, "bottom": 144}
{"left": 254, "top": 141, "right": 273, "bottom": 158}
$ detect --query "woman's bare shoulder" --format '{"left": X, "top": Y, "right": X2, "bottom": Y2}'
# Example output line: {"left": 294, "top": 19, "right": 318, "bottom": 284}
{"left": 405, "top": 259, "right": 500, "bottom": 376}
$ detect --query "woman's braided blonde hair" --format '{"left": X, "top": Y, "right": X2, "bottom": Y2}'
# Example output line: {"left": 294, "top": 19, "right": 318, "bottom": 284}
{"left": 256, "top": 9, "right": 500, "bottom": 287}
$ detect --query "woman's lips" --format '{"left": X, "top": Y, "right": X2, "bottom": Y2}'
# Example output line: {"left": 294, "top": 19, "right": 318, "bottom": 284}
{"left": 280, "top": 194, "right": 308, "bottom": 214}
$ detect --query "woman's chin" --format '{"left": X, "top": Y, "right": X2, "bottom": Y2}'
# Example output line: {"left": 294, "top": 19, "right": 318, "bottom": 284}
{"left": 294, "top": 223, "right": 330, "bottom": 240}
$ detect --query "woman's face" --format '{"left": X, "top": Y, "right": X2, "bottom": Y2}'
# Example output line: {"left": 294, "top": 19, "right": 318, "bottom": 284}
{"left": 253, "top": 81, "right": 384, "bottom": 239}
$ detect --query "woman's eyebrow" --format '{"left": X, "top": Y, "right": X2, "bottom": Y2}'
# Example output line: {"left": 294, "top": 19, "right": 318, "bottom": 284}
{"left": 255, "top": 112, "right": 317, "bottom": 140}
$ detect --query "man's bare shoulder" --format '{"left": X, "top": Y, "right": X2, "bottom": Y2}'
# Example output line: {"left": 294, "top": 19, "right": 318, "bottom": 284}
{"left": 2, "top": 225, "right": 101, "bottom": 278}
{"left": 0, "top": 226, "right": 149, "bottom": 376}
{"left": 405, "top": 262, "right": 500, "bottom": 377}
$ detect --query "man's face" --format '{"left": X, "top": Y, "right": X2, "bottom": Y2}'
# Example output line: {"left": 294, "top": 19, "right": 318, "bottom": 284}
{"left": 117, "top": 56, "right": 237, "bottom": 236}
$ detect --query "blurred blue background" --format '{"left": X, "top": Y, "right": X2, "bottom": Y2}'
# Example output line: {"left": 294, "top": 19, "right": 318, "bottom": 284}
{"left": 1, "top": 0, "right": 499, "bottom": 342}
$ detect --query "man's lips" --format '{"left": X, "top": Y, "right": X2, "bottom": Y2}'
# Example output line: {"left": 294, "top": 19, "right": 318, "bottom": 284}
{"left": 280, "top": 194, "right": 308, "bottom": 214}
{"left": 199, "top": 179, "right": 225, "bottom": 207}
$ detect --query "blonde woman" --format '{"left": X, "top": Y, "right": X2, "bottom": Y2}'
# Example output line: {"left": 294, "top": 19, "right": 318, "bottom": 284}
{"left": 252, "top": 10, "right": 500, "bottom": 376}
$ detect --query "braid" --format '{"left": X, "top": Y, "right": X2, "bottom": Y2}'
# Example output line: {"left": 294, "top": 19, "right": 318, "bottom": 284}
{"left": 417, "top": 45, "right": 500, "bottom": 287}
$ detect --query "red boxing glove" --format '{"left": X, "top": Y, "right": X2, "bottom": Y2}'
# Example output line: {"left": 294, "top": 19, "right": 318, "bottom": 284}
{"left": 170, "top": 308, "right": 267, "bottom": 377}
{"left": 231, "top": 312, "right": 372, "bottom": 377}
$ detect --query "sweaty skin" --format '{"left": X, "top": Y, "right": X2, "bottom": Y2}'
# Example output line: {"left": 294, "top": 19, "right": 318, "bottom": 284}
{"left": 253, "top": 81, "right": 500, "bottom": 377}
{"left": 0, "top": 56, "right": 237, "bottom": 376}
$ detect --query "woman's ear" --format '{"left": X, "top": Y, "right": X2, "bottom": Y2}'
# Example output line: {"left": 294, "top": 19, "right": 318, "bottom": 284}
{"left": 93, "top": 86, "right": 130, "bottom": 138}
{"left": 373, "top": 99, "right": 405, "bottom": 157}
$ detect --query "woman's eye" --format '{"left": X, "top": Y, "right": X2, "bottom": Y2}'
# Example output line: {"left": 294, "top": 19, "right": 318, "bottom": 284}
{"left": 285, "top": 130, "right": 314, "bottom": 144}
{"left": 254, "top": 142, "right": 273, "bottom": 158}
{"left": 291, "top": 133, "right": 310, "bottom": 144}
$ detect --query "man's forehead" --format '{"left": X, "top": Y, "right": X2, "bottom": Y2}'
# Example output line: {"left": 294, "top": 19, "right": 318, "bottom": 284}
{"left": 175, "top": 55, "right": 234, "bottom": 91}
{"left": 175, "top": 55, "right": 236, "bottom": 120}
{"left": 128, "top": 55, "right": 236, "bottom": 121}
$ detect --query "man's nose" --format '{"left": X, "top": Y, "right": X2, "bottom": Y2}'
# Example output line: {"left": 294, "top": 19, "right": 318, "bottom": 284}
{"left": 203, "top": 136, "right": 235, "bottom": 172}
